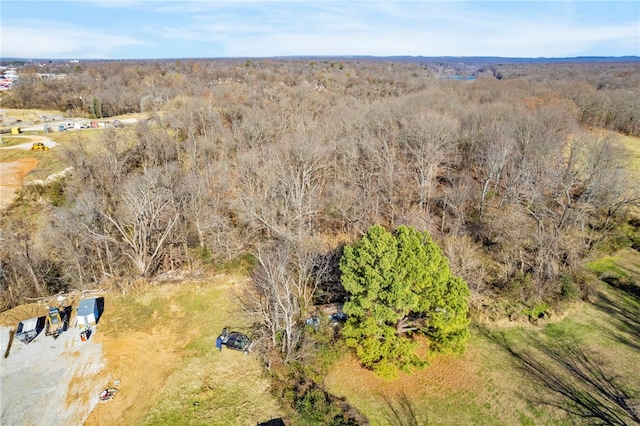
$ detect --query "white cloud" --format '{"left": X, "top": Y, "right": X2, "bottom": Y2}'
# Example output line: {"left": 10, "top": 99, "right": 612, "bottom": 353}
{"left": 1, "top": 1, "right": 637, "bottom": 58}
{"left": 1, "top": 23, "right": 147, "bottom": 58}
{"left": 150, "top": 2, "right": 639, "bottom": 57}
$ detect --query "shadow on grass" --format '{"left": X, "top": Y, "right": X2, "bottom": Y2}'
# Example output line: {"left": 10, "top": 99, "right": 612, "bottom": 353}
{"left": 593, "top": 287, "right": 640, "bottom": 352}
{"left": 381, "top": 391, "right": 427, "bottom": 426}
{"left": 600, "top": 275, "right": 640, "bottom": 300}
{"left": 481, "top": 328, "right": 640, "bottom": 425}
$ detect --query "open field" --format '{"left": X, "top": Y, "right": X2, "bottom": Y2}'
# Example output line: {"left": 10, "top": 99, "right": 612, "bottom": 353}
{"left": 0, "top": 114, "right": 127, "bottom": 207}
{"left": 2, "top": 268, "right": 638, "bottom": 425}
{"left": 87, "top": 276, "right": 283, "bottom": 426}
{"left": 325, "top": 252, "right": 640, "bottom": 425}
{"left": 0, "top": 136, "right": 37, "bottom": 147}
{"left": 619, "top": 134, "right": 640, "bottom": 177}
{"left": 0, "top": 133, "right": 64, "bottom": 207}
{"left": 0, "top": 108, "right": 65, "bottom": 126}
{"left": 0, "top": 274, "right": 283, "bottom": 426}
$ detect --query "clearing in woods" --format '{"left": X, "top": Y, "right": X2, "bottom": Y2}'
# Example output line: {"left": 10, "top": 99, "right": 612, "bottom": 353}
{"left": 0, "top": 157, "right": 39, "bottom": 208}
{"left": 0, "top": 275, "right": 283, "bottom": 426}
{"left": 324, "top": 250, "right": 640, "bottom": 425}
{"left": 0, "top": 133, "right": 58, "bottom": 208}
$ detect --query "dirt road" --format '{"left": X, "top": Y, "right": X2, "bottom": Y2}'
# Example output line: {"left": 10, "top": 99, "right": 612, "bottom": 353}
{"left": 0, "top": 135, "right": 58, "bottom": 150}
{"left": 0, "top": 135, "right": 58, "bottom": 208}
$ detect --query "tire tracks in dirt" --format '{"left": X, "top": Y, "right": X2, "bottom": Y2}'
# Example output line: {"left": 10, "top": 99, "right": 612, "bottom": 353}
{"left": 0, "top": 135, "right": 58, "bottom": 208}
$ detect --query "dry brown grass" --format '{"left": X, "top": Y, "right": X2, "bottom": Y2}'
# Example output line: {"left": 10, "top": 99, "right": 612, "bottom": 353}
{"left": 82, "top": 275, "right": 283, "bottom": 426}
{"left": 1, "top": 108, "right": 65, "bottom": 124}
{"left": 324, "top": 256, "right": 640, "bottom": 426}
{"left": 618, "top": 134, "right": 640, "bottom": 174}
{"left": 0, "top": 302, "right": 49, "bottom": 326}
{"left": 324, "top": 335, "right": 527, "bottom": 425}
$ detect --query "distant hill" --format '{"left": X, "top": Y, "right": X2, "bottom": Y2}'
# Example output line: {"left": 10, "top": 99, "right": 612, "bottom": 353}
{"left": 2, "top": 55, "right": 638, "bottom": 66}
{"left": 271, "top": 55, "right": 640, "bottom": 64}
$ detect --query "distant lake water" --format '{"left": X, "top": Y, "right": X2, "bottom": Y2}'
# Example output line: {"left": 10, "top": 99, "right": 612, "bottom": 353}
{"left": 439, "top": 76, "right": 477, "bottom": 80}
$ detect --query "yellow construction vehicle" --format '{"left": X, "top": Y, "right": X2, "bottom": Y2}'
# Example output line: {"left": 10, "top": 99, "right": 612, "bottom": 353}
{"left": 31, "top": 142, "right": 49, "bottom": 151}
{"left": 45, "top": 307, "right": 69, "bottom": 339}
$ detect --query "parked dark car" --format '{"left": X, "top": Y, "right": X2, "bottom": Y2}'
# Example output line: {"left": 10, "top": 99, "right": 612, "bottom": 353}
{"left": 329, "top": 312, "right": 348, "bottom": 322}
{"left": 220, "top": 328, "right": 254, "bottom": 354}
{"left": 305, "top": 311, "right": 348, "bottom": 328}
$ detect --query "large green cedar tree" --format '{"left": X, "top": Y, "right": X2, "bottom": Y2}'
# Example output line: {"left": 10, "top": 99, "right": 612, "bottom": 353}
{"left": 340, "top": 224, "right": 470, "bottom": 378}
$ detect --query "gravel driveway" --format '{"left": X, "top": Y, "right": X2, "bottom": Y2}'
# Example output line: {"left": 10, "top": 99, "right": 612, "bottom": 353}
{"left": 0, "top": 325, "right": 106, "bottom": 425}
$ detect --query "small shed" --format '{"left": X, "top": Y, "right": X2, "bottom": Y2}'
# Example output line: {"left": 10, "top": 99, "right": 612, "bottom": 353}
{"left": 10, "top": 127, "right": 21, "bottom": 135}
{"left": 77, "top": 297, "right": 101, "bottom": 327}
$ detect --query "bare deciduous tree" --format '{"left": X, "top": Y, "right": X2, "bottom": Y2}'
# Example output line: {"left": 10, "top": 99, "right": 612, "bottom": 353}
{"left": 85, "top": 167, "right": 179, "bottom": 276}
{"left": 235, "top": 136, "right": 327, "bottom": 239}
{"left": 243, "top": 239, "right": 329, "bottom": 363}
{"left": 399, "top": 112, "right": 458, "bottom": 215}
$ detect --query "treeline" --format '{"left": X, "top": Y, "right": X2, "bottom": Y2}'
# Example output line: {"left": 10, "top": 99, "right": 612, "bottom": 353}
{"left": 1, "top": 59, "right": 639, "bottom": 317}
{"left": 5, "top": 59, "right": 640, "bottom": 136}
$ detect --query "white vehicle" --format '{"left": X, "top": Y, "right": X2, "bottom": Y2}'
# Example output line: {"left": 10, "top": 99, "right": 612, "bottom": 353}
{"left": 16, "top": 317, "right": 45, "bottom": 344}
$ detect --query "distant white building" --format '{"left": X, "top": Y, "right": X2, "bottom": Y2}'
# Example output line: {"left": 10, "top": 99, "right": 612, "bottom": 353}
{"left": 0, "top": 68, "right": 18, "bottom": 90}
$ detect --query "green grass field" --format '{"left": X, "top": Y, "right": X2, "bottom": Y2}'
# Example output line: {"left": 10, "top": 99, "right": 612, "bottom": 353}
{"left": 619, "top": 134, "right": 640, "bottom": 174}
{"left": 324, "top": 250, "right": 640, "bottom": 425}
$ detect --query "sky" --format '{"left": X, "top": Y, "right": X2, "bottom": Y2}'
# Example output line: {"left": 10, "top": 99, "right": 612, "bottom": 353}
{"left": 1, "top": 1, "right": 639, "bottom": 59}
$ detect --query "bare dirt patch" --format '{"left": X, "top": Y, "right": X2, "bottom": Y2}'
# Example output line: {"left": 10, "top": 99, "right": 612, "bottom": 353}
{"left": 85, "top": 330, "right": 180, "bottom": 425}
{"left": 0, "top": 157, "right": 38, "bottom": 207}
{"left": 0, "top": 325, "right": 106, "bottom": 426}
{"left": 1, "top": 278, "right": 283, "bottom": 426}
{"left": 0, "top": 135, "right": 59, "bottom": 207}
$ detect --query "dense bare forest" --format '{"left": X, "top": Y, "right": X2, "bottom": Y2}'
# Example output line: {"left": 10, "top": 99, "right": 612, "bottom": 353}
{"left": 2, "top": 58, "right": 640, "bottom": 424}
{"left": 2, "top": 58, "right": 639, "bottom": 317}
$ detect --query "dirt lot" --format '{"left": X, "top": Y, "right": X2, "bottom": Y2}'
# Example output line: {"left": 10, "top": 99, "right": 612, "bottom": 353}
{"left": 0, "top": 279, "right": 282, "bottom": 426}
{"left": 0, "top": 321, "right": 105, "bottom": 425}
{"left": 0, "top": 157, "right": 38, "bottom": 207}
{"left": 84, "top": 329, "right": 180, "bottom": 425}
{"left": 0, "top": 135, "right": 59, "bottom": 208}
{"left": 0, "top": 295, "right": 186, "bottom": 426}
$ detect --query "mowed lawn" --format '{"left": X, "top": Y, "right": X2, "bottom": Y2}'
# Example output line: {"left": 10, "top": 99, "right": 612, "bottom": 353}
{"left": 325, "top": 252, "right": 640, "bottom": 426}
{"left": 618, "top": 134, "right": 640, "bottom": 175}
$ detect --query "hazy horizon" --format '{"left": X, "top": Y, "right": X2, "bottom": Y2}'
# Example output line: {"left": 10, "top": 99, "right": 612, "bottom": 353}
{"left": 2, "top": 1, "right": 639, "bottom": 60}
